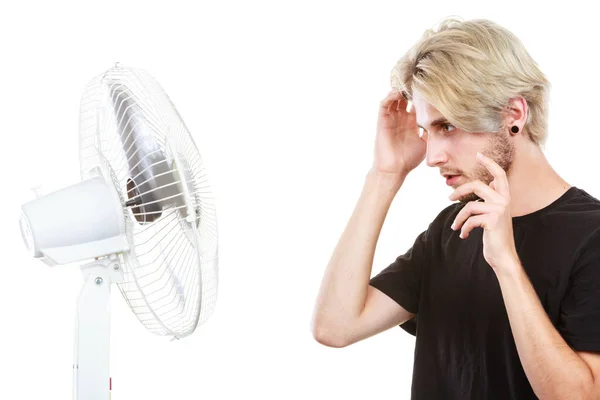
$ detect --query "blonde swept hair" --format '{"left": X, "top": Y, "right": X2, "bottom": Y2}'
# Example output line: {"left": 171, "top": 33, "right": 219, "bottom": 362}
{"left": 391, "top": 17, "right": 550, "bottom": 145}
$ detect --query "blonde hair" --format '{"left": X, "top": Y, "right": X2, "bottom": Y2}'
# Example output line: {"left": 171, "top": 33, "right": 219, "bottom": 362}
{"left": 391, "top": 17, "right": 550, "bottom": 145}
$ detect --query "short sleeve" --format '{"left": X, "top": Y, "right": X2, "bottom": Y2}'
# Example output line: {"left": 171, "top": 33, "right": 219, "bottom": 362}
{"left": 558, "top": 236, "right": 600, "bottom": 352}
{"left": 369, "top": 227, "right": 431, "bottom": 315}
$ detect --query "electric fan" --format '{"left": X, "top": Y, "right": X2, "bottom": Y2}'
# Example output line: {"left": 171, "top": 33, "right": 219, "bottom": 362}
{"left": 19, "top": 63, "right": 218, "bottom": 400}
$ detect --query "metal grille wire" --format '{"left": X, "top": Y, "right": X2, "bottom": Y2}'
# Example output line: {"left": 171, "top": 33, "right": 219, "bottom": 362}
{"left": 79, "top": 64, "right": 218, "bottom": 338}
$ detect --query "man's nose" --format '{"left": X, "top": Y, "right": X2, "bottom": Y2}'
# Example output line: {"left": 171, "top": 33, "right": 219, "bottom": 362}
{"left": 425, "top": 135, "right": 448, "bottom": 167}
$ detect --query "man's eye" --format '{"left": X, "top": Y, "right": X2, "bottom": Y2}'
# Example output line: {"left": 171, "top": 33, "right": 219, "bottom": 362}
{"left": 441, "top": 123, "right": 455, "bottom": 133}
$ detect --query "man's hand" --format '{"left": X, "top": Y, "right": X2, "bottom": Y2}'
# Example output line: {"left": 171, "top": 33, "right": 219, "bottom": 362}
{"left": 448, "top": 152, "right": 519, "bottom": 272}
{"left": 374, "top": 90, "right": 426, "bottom": 176}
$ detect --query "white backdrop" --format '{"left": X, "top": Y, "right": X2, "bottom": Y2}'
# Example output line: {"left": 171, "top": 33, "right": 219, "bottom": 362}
{"left": 1, "top": 1, "right": 598, "bottom": 399}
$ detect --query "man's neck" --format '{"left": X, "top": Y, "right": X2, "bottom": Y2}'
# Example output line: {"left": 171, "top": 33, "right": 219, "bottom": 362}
{"left": 506, "top": 143, "right": 571, "bottom": 218}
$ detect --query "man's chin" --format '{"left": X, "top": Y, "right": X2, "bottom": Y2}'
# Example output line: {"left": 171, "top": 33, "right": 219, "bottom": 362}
{"left": 458, "top": 193, "right": 482, "bottom": 204}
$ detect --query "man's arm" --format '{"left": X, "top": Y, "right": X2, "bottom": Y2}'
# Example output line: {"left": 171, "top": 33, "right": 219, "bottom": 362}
{"left": 449, "top": 153, "right": 600, "bottom": 399}
{"left": 311, "top": 169, "right": 414, "bottom": 348}
{"left": 497, "top": 262, "right": 600, "bottom": 400}
{"left": 312, "top": 89, "right": 425, "bottom": 348}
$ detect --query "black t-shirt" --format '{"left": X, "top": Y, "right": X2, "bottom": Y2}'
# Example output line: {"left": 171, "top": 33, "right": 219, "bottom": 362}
{"left": 370, "top": 186, "right": 600, "bottom": 399}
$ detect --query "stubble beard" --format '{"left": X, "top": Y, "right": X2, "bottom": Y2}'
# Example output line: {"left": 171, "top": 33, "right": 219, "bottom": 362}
{"left": 457, "top": 131, "right": 515, "bottom": 204}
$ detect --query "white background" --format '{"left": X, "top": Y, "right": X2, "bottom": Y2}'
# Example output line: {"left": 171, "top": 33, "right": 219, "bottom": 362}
{"left": 1, "top": 1, "right": 599, "bottom": 399}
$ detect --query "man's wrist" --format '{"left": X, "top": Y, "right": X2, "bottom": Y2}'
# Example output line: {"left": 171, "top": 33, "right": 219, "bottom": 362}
{"left": 494, "top": 253, "right": 524, "bottom": 282}
{"left": 366, "top": 169, "right": 407, "bottom": 192}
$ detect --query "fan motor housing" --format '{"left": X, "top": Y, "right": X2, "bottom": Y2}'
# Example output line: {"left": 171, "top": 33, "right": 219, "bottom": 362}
{"left": 20, "top": 176, "right": 128, "bottom": 266}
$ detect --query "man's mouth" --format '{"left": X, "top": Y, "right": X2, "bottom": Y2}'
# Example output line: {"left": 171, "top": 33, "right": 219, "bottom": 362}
{"left": 444, "top": 175, "right": 461, "bottom": 186}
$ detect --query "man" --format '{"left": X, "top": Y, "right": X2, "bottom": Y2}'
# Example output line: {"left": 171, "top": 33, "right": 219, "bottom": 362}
{"left": 311, "top": 17, "right": 600, "bottom": 399}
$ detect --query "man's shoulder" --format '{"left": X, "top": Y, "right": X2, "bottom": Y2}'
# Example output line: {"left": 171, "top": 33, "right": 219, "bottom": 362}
{"left": 561, "top": 187, "right": 600, "bottom": 211}
{"left": 522, "top": 187, "right": 600, "bottom": 260}
{"left": 542, "top": 187, "right": 600, "bottom": 227}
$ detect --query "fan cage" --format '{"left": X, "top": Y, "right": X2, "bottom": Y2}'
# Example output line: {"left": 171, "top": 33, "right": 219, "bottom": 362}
{"left": 78, "top": 64, "right": 218, "bottom": 337}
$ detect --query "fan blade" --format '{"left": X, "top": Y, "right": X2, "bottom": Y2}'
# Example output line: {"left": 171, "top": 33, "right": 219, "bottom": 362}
{"left": 107, "top": 82, "right": 179, "bottom": 223}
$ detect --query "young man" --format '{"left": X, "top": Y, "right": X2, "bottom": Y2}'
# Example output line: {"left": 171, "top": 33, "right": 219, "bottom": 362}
{"left": 311, "top": 18, "right": 600, "bottom": 399}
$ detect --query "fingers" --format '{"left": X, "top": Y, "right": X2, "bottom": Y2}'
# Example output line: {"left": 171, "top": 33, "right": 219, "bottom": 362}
{"left": 451, "top": 201, "right": 504, "bottom": 233}
{"left": 380, "top": 90, "right": 409, "bottom": 116}
{"left": 476, "top": 153, "right": 509, "bottom": 196}
{"left": 380, "top": 90, "right": 401, "bottom": 109}
{"left": 459, "top": 214, "right": 487, "bottom": 239}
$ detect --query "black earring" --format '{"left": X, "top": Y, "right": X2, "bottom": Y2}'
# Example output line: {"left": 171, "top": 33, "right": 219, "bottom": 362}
{"left": 511, "top": 126, "right": 519, "bottom": 134}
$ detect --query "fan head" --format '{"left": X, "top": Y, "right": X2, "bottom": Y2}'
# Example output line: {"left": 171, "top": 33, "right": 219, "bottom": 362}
{"left": 79, "top": 63, "right": 218, "bottom": 338}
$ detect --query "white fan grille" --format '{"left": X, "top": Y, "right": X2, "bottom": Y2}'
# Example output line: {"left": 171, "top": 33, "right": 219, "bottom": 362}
{"left": 79, "top": 64, "right": 218, "bottom": 337}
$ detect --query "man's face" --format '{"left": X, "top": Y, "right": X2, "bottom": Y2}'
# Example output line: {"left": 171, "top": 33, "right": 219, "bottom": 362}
{"left": 411, "top": 91, "right": 515, "bottom": 203}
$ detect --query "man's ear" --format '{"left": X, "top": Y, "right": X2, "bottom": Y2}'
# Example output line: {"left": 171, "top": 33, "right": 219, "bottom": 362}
{"left": 505, "top": 96, "right": 528, "bottom": 135}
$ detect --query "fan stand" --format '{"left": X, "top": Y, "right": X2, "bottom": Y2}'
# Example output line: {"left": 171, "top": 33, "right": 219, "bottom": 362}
{"left": 72, "top": 254, "right": 124, "bottom": 400}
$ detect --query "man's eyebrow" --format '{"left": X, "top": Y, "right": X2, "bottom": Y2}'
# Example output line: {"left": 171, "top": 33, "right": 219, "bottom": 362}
{"left": 417, "top": 117, "right": 449, "bottom": 131}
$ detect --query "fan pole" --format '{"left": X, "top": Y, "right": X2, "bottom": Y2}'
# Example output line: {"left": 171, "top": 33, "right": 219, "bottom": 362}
{"left": 73, "top": 256, "right": 124, "bottom": 400}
